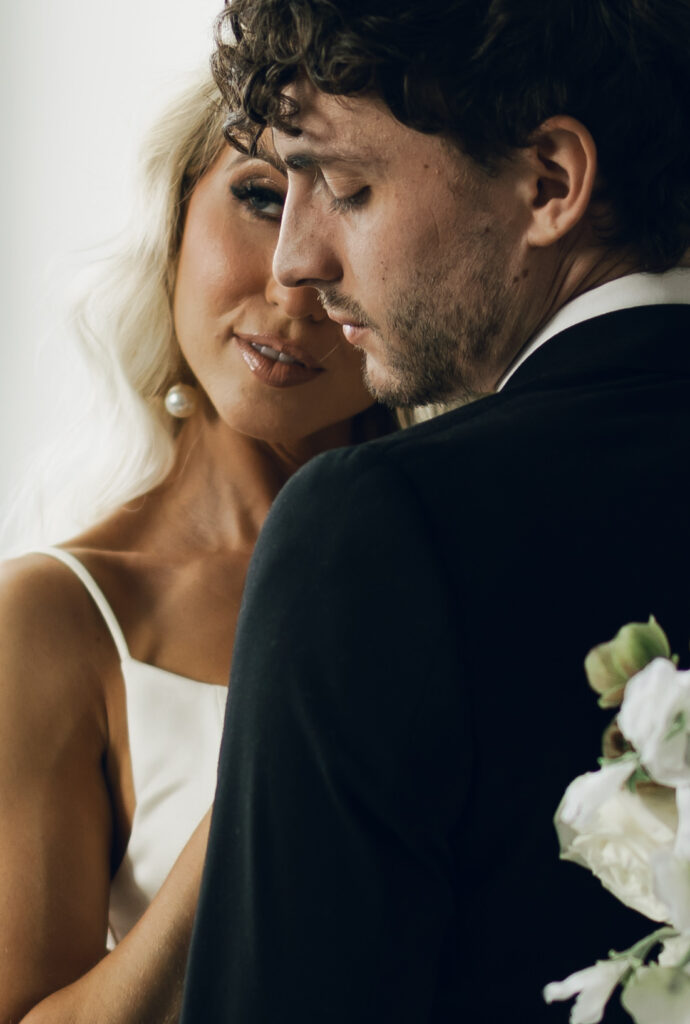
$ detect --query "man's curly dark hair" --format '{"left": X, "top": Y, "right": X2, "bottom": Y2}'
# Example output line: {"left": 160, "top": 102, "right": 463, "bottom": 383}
{"left": 212, "top": 0, "right": 690, "bottom": 272}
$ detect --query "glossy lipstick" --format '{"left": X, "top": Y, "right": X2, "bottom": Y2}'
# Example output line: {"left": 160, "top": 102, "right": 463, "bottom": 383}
{"left": 235, "top": 333, "right": 325, "bottom": 388}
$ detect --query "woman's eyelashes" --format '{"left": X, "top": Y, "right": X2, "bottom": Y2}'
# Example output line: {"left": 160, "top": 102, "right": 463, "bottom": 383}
{"left": 329, "top": 186, "right": 371, "bottom": 214}
{"left": 230, "top": 180, "right": 285, "bottom": 221}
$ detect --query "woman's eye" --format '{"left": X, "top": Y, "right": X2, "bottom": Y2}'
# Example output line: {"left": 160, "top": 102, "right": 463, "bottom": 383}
{"left": 230, "top": 182, "right": 285, "bottom": 220}
{"left": 329, "top": 186, "right": 370, "bottom": 214}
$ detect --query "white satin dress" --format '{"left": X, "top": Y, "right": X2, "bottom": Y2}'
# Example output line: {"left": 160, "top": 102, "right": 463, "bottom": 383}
{"left": 37, "top": 547, "right": 228, "bottom": 944}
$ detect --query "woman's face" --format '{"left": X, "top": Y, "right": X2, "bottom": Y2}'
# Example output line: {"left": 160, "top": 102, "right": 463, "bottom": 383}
{"left": 172, "top": 143, "right": 375, "bottom": 443}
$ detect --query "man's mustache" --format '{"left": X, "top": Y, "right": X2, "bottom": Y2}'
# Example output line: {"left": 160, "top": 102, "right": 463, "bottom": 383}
{"left": 317, "top": 287, "right": 378, "bottom": 332}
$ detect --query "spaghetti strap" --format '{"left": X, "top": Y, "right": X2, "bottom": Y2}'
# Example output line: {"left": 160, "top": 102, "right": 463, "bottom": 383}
{"left": 34, "top": 547, "right": 131, "bottom": 661}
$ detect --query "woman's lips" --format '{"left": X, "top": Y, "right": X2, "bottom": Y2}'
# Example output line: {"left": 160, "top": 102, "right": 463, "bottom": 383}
{"left": 235, "top": 334, "right": 325, "bottom": 388}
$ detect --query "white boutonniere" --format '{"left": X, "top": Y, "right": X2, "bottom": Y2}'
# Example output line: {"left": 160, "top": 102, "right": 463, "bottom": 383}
{"left": 545, "top": 618, "right": 690, "bottom": 1023}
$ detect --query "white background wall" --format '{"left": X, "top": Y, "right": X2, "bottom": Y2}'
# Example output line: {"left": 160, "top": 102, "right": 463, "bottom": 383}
{"left": 0, "top": 1, "right": 222, "bottom": 529}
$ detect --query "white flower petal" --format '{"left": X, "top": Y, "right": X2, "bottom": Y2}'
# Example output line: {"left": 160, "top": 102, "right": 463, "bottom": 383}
{"left": 653, "top": 849, "right": 690, "bottom": 934}
{"left": 621, "top": 964, "right": 690, "bottom": 1024}
{"left": 544, "top": 959, "right": 630, "bottom": 1024}
{"left": 676, "top": 786, "right": 690, "bottom": 861}
{"left": 558, "top": 762, "right": 638, "bottom": 832}
{"left": 619, "top": 660, "right": 690, "bottom": 788}
{"left": 658, "top": 934, "right": 690, "bottom": 969}
{"left": 557, "top": 785, "right": 677, "bottom": 921}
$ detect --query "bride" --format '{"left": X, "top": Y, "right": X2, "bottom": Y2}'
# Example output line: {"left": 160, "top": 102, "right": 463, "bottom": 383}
{"left": 0, "top": 73, "right": 394, "bottom": 1023}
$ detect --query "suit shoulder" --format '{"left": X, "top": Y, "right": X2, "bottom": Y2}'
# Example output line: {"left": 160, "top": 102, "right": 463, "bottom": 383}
{"left": 269, "top": 440, "right": 426, "bottom": 537}
{"left": 250, "top": 438, "right": 459, "bottom": 627}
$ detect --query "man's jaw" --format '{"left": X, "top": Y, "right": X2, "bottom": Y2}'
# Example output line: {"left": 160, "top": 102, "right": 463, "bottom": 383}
{"left": 316, "top": 289, "right": 416, "bottom": 404}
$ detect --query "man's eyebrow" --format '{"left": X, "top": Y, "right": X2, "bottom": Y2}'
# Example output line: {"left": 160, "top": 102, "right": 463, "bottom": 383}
{"left": 282, "top": 150, "right": 381, "bottom": 173}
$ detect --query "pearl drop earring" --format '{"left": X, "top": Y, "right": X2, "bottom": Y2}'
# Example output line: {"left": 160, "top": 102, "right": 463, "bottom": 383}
{"left": 164, "top": 383, "right": 197, "bottom": 419}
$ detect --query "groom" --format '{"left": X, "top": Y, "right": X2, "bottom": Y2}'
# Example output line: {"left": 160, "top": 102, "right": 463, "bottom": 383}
{"left": 182, "top": 1, "right": 690, "bottom": 1021}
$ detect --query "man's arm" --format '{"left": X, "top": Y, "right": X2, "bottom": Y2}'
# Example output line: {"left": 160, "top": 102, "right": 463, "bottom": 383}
{"left": 181, "top": 444, "right": 471, "bottom": 1023}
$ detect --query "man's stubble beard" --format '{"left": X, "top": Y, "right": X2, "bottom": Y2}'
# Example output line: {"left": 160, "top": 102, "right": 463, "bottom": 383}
{"left": 322, "top": 232, "right": 513, "bottom": 410}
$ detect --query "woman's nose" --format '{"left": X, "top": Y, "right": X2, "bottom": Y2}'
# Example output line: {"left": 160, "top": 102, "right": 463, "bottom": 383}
{"left": 264, "top": 275, "right": 327, "bottom": 321}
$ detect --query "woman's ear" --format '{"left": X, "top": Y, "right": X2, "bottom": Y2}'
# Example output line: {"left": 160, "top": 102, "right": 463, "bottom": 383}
{"left": 524, "top": 116, "right": 598, "bottom": 248}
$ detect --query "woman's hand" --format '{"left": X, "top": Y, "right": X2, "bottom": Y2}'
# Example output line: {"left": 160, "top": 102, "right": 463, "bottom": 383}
{"left": 23, "top": 810, "right": 212, "bottom": 1024}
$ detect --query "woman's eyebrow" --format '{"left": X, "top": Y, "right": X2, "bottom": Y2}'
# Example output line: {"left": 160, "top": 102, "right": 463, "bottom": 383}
{"left": 253, "top": 147, "right": 288, "bottom": 175}
{"left": 230, "top": 147, "right": 288, "bottom": 175}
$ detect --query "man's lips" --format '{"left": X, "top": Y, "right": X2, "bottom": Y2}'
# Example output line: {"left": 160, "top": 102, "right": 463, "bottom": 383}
{"left": 325, "top": 313, "right": 370, "bottom": 345}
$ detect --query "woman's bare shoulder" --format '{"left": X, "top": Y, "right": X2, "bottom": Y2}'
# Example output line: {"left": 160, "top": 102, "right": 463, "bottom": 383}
{"left": 0, "top": 552, "right": 114, "bottom": 1018}
{"left": 0, "top": 551, "right": 93, "bottom": 644}
{"left": 0, "top": 552, "right": 111, "bottom": 731}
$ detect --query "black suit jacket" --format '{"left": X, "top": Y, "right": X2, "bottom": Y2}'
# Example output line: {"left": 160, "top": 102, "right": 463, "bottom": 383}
{"left": 181, "top": 304, "right": 690, "bottom": 1023}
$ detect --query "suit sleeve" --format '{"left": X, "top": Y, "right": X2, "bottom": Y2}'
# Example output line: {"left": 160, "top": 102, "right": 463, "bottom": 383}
{"left": 181, "top": 445, "right": 472, "bottom": 1023}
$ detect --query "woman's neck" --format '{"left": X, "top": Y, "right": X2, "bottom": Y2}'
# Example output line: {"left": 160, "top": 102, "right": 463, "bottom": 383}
{"left": 128, "top": 404, "right": 357, "bottom": 556}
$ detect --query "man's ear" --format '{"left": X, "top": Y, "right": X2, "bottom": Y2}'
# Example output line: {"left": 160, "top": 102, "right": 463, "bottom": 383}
{"left": 524, "top": 116, "right": 598, "bottom": 248}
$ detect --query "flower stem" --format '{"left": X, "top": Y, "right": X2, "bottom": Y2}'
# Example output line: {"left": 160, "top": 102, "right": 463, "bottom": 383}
{"left": 608, "top": 926, "right": 678, "bottom": 963}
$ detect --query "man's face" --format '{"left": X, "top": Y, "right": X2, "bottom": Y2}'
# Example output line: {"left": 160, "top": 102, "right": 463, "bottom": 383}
{"left": 271, "top": 82, "right": 533, "bottom": 406}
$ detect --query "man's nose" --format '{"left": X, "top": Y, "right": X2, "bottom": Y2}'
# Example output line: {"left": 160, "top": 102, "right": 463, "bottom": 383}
{"left": 272, "top": 190, "right": 342, "bottom": 289}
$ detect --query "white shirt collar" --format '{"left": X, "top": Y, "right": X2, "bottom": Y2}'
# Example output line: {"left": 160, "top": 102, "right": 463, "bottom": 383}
{"left": 497, "top": 267, "right": 690, "bottom": 390}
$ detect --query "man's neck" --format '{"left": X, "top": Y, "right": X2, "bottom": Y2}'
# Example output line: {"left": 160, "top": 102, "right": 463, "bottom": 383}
{"left": 496, "top": 262, "right": 690, "bottom": 390}
{"left": 524, "top": 246, "right": 643, "bottom": 352}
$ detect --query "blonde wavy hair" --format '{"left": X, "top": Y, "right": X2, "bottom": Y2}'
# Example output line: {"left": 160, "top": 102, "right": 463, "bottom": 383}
{"left": 3, "top": 72, "right": 229, "bottom": 550}
{"left": 1, "top": 69, "right": 453, "bottom": 552}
